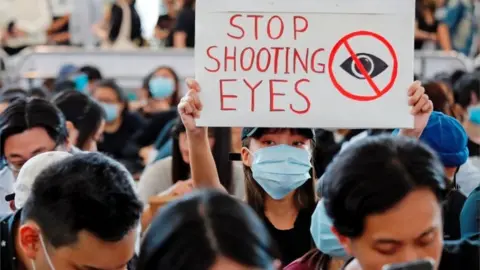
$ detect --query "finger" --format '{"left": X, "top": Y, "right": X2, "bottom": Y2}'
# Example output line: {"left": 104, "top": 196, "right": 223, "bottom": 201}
{"left": 408, "top": 86, "right": 425, "bottom": 106}
{"left": 411, "top": 94, "right": 429, "bottom": 114}
{"left": 186, "top": 78, "right": 201, "bottom": 92}
{"left": 421, "top": 100, "right": 433, "bottom": 113}
{"left": 181, "top": 101, "right": 195, "bottom": 115}
{"left": 190, "top": 90, "right": 203, "bottom": 111}
{"left": 408, "top": 81, "right": 422, "bottom": 96}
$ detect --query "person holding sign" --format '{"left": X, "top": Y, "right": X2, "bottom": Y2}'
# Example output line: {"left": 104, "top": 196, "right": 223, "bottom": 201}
{"left": 177, "top": 78, "right": 433, "bottom": 267}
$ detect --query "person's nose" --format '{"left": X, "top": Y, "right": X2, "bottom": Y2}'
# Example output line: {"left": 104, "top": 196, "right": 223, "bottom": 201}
{"left": 398, "top": 247, "right": 421, "bottom": 262}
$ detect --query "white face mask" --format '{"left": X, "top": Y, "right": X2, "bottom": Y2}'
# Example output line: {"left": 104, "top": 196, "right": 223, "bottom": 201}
{"left": 31, "top": 234, "right": 56, "bottom": 270}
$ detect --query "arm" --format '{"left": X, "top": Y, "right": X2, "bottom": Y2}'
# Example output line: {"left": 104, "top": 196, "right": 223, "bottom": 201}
{"left": 437, "top": 23, "right": 453, "bottom": 51}
{"left": 155, "top": 27, "right": 170, "bottom": 40}
{"left": 179, "top": 79, "right": 227, "bottom": 192}
{"left": 399, "top": 81, "right": 433, "bottom": 138}
{"left": 173, "top": 32, "right": 187, "bottom": 48}
{"left": 47, "top": 15, "right": 70, "bottom": 34}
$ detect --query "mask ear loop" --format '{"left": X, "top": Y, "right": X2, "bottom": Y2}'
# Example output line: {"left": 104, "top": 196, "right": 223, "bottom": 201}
{"left": 39, "top": 234, "right": 56, "bottom": 270}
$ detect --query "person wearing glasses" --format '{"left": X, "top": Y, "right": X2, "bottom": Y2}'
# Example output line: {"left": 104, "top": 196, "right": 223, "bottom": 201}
{"left": 0, "top": 97, "right": 70, "bottom": 214}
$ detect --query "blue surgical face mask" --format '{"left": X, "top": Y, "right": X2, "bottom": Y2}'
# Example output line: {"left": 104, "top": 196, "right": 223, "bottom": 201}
{"left": 73, "top": 74, "right": 89, "bottom": 93}
{"left": 100, "top": 102, "right": 119, "bottom": 122}
{"left": 469, "top": 106, "right": 480, "bottom": 125}
{"left": 310, "top": 199, "right": 347, "bottom": 258}
{"left": 149, "top": 77, "right": 175, "bottom": 99}
{"left": 250, "top": 144, "right": 311, "bottom": 200}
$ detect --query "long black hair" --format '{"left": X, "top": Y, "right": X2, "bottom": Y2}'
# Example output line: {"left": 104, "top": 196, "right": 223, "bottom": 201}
{"left": 52, "top": 90, "right": 105, "bottom": 150}
{"left": 137, "top": 189, "right": 279, "bottom": 270}
{"left": 171, "top": 119, "right": 234, "bottom": 193}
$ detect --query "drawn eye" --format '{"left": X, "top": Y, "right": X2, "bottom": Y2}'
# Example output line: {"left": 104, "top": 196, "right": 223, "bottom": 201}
{"left": 340, "top": 53, "right": 388, "bottom": 80}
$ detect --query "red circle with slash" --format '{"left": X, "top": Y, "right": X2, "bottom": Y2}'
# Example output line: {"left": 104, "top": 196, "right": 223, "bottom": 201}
{"left": 328, "top": 30, "right": 398, "bottom": 102}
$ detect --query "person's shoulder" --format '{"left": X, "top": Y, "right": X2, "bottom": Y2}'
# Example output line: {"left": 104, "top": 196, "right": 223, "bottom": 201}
{"left": 140, "top": 156, "right": 173, "bottom": 181}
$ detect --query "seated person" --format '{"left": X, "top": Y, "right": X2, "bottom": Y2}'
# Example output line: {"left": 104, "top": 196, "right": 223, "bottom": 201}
{"left": 52, "top": 90, "right": 105, "bottom": 152}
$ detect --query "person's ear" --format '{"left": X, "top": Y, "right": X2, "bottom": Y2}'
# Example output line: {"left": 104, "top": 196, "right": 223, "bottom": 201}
{"left": 331, "top": 226, "right": 353, "bottom": 255}
{"left": 65, "top": 121, "right": 79, "bottom": 146}
{"left": 240, "top": 147, "right": 252, "bottom": 167}
{"left": 18, "top": 223, "right": 41, "bottom": 260}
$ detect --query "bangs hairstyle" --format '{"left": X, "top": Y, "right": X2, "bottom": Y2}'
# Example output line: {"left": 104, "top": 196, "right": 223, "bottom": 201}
{"left": 241, "top": 128, "right": 317, "bottom": 215}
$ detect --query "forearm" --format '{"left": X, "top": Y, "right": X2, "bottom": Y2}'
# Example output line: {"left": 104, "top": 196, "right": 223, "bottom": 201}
{"left": 187, "top": 128, "right": 226, "bottom": 192}
{"left": 437, "top": 23, "right": 452, "bottom": 51}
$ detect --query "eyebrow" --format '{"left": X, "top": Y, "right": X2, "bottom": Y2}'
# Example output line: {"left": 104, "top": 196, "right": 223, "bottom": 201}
{"left": 8, "top": 147, "right": 48, "bottom": 160}
{"left": 373, "top": 227, "right": 437, "bottom": 245}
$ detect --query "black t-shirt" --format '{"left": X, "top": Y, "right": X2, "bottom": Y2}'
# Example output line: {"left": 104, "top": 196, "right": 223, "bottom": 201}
{"left": 133, "top": 108, "right": 178, "bottom": 147}
{"left": 415, "top": 10, "right": 438, "bottom": 50}
{"left": 156, "top": 14, "right": 175, "bottom": 47}
{"left": 443, "top": 189, "right": 466, "bottom": 241}
{"left": 0, "top": 210, "right": 21, "bottom": 270}
{"left": 171, "top": 8, "right": 195, "bottom": 48}
{"left": 263, "top": 207, "right": 314, "bottom": 266}
{"left": 98, "top": 112, "right": 146, "bottom": 172}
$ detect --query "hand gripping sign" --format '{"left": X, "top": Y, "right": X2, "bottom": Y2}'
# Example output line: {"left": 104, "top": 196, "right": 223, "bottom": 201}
{"left": 195, "top": 0, "right": 415, "bottom": 128}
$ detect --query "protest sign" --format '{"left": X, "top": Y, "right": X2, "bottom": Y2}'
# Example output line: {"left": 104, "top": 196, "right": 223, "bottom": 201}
{"left": 195, "top": 0, "right": 415, "bottom": 128}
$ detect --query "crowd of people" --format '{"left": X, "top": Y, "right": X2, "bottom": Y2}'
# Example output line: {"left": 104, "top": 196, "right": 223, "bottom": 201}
{"left": 0, "top": 0, "right": 479, "bottom": 55}
{"left": 0, "top": 60, "right": 476, "bottom": 269}
{"left": 0, "top": 0, "right": 196, "bottom": 53}
{"left": 0, "top": 0, "right": 477, "bottom": 270}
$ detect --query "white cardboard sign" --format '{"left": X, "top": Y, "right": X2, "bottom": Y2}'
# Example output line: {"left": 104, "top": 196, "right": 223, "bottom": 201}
{"left": 195, "top": 0, "right": 415, "bottom": 128}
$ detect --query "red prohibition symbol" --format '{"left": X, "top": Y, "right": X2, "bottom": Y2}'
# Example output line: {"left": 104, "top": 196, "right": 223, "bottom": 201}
{"left": 328, "top": 30, "right": 398, "bottom": 102}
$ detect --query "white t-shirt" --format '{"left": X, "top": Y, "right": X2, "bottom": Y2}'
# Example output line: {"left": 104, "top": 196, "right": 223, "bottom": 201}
{"left": 0, "top": 167, "right": 14, "bottom": 216}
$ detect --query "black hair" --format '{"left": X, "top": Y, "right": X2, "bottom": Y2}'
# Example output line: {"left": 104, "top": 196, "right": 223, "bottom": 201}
{"left": 0, "top": 88, "right": 27, "bottom": 103}
{"left": 21, "top": 152, "right": 143, "bottom": 247}
{"left": 93, "top": 79, "right": 129, "bottom": 116}
{"left": 137, "top": 189, "right": 279, "bottom": 270}
{"left": 453, "top": 73, "right": 480, "bottom": 109}
{"left": 142, "top": 66, "right": 180, "bottom": 106}
{"left": 52, "top": 91, "right": 105, "bottom": 150}
{"left": 0, "top": 98, "right": 68, "bottom": 158}
{"left": 53, "top": 80, "right": 76, "bottom": 93}
{"left": 28, "top": 87, "right": 48, "bottom": 99}
{"left": 171, "top": 119, "right": 234, "bottom": 193}
{"left": 183, "top": 0, "right": 195, "bottom": 9}
{"left": 79, "top": 65, "right": 103, "bottom": 81}
{"left": 242, "top": 128, "right": 316, "bottom": 215}
{"left": 323, "top": 135, "right": 447, "bottom": 238}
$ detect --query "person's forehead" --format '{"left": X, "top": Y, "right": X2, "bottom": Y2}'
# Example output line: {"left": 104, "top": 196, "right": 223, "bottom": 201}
{"left": 57, "top": 230, "right": 137, "bottom": 269}
{"left": 94, "top": 87, "right": 117, "bottom": 100}
{"left": 360, "top": 189, "right": 442, "bottom": 241}
{"left": 4, "top": 127, "right": 56, "bottom": 156}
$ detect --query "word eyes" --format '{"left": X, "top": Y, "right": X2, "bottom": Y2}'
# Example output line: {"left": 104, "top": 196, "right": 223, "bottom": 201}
{"left": 340, "top": 53, "right": 388, "bottom": 80}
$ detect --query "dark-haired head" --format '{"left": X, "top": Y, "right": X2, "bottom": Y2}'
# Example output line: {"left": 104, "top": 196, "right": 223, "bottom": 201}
{"left": 0, "top": 88, "right": 27, "bottom": 113}
{"left": 0, "top": 98, "right": 68, "bottom": 176}
{"left": 92, "top": 79, "right": 129, "bottom": 123}
{"left": 52, "top": 90, "right": 105, "bottom": 151}
{"left": 171, "top": 119, "right": 234, "bottom": 192}
{"left": 137, "top": 189, "right": 279, "bottom": 270}
{"left": 20, "top": 152, "right": 142, "bottom": 269}
{"left": 142, "top": 66, "right": 180, "bottom": 114}
{"left": 453, "top": 73, "right": 480, "bottom": 109}
{"left": 323, "top": 135, "right": 446, "bottom": 269}
{"left": 240, "top": 128, "right": 316, "bottom": 215}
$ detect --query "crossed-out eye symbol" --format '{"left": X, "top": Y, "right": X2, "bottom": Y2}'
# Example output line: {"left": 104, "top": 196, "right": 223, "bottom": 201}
{"left": 340, "top": 53, "right": 388, "bottom": 80}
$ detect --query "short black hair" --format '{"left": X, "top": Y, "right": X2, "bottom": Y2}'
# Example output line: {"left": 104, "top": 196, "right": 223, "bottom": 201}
{"left": 0, "top": 97, "right": 68, "bottom": 158}
{"left": 137, "top": 190, "right": 279, "bottom": 270}
{"left": 453, "top": 73, "right": 480, "bottom": 109}
{"left": 79, "top": 65, "right": 103, "bottom": 81}
{"left": 323, "top": 136, "right": 447, "bottom": 238}
{"left": 21, "top": 152, "right": 143, "bottom": 247}
{"left": 52, "top": 91, "right": 105, "bottom": 150}
{"left": 0, "top": 88, "right": 27, "bottom": 103}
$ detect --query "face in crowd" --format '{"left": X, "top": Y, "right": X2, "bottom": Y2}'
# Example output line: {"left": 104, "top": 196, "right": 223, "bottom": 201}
{"left": 323, "top": 136, "right": 446, "bottom": 270}
{"left": 0, "top": 98, "right": 70, "bottom": 177}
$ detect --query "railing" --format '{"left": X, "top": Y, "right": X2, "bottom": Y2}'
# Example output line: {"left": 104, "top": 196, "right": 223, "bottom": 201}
{"left": 2, "top": 46, "right": 480, "bottom": 91}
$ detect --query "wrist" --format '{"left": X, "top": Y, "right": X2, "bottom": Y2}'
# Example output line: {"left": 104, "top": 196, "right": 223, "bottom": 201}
{"left": 186, "top": 127, "right": 208, "bottom": 140}
{"left": 399, "top": 129, "right": 422, "bottom": 139}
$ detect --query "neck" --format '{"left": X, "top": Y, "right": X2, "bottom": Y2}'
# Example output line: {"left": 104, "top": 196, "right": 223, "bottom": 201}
{"left": 14, "top": 223, "right": 28, "bottom": 270}
{"left": 264, "top": 193, "right": 298, "bottom": 230}
{"left": 104, "top": 117, "right": 122, "bottom": 133}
